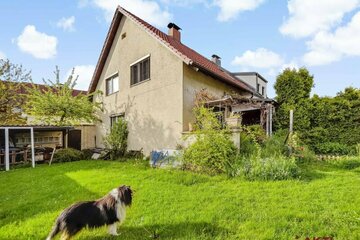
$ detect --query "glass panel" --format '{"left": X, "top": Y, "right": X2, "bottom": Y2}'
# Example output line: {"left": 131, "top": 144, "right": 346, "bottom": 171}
{"left": 106, "top": 79, "right": 112, "bottom": 95}
{"left": 113, "top": 75, "right": 119, "bottom": 92}
{"left": 141, "top": 59, "right": 150, "bottom": 81}
{"left": 131, "top": 65, "right": 138, "bottom": 85}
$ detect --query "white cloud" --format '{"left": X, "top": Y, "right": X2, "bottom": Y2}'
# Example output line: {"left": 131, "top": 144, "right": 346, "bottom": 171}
{"left": 91, "top": 0, "right": 172, "bottom": 28}
{"left": 232, "top": 48, "right": 284, "bottom": 69}
{"left": 281, "top": 60, "right": 299, "bottom": 71}
{"left": 17, "top": 25, "right": 57, "bottom": 59}
{"left": 66, "top": 65, "right": 95, "bottom": 90}
{"left": 214, "top": 0, "right": 265, "bottom": 22}
{"left": 280, "top": 0, "right": 360, "bottom": 38}
{"left": 303, "top": 11, "right": 360, "bottom": 66}
{"left": 0, "top": 51, "right": 6, "bottom": 60}
{"left": 160, "top": 0, "right": 206, "bottom": 7}
{"left": 57, "top": 16, "right": 76, "bottom": 32}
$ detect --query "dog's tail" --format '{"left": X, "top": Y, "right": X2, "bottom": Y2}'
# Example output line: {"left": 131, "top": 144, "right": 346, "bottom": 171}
{"left": 46, "top": 219, "right": 61, "bottom": 240}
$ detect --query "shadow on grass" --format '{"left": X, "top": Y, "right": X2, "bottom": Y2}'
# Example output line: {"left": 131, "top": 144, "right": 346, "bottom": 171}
{"left": 0, "top": 161, "right": 109, "bottom": 227}
{"left": 80, "top": 222, "right": 230, "bottom": 240}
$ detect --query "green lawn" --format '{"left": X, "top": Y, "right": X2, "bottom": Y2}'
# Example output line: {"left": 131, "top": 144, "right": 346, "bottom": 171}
{"left": 0, "top": 160, "right": 360, "bottom": 240}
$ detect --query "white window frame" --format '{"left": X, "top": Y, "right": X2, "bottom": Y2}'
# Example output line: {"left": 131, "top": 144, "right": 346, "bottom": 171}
{"left": 110, "top": 113, "right": 125, "bottom": 128}
{"left": 130, "top": 54, "right": 151, "bottom": 86}
{"left": 105, "top": 72, "right": 119, "bottom": 96}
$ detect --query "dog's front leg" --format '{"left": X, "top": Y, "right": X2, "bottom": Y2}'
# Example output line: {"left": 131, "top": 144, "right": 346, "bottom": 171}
{"left": 108, "top": 223, "right": 119, "bottom": 236}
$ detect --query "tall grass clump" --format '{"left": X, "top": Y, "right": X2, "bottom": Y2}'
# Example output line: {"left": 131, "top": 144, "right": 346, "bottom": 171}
{"left": 232, "top": 126, "right": 301, "bottom": 180}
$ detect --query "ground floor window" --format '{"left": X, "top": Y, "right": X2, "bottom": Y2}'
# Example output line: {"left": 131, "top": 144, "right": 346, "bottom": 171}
{"left": 110, "top": 113, "right": 125, "bottom": 128}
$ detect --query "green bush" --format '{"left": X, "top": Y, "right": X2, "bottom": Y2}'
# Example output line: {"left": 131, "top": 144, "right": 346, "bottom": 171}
{"left": 104, "top": 118, "right": 129, "bottom": 159}
{"left": 183, "top": 132, "right": 237, "bottom": 174}
{"left": 314, "top": 142, "right": 352, "bottom": 155}
{"left": 247, "top": 124, "right": 267, "bottom": 143}
{"left": 53, "top": 148, "right": 83, "bottom": 163}
{"left": 183, "top": 106, "right": 237, "bottom": 174}
{"left": 81, "top": 149, "right": 93, "bottom": 160}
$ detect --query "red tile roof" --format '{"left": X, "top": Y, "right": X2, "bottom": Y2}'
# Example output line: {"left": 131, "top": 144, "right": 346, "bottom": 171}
{"left": 88, "top": 6, "right": 254, "bottom": 94}
{"left": 2, "top": 81, "right": 86, "bottom": 97}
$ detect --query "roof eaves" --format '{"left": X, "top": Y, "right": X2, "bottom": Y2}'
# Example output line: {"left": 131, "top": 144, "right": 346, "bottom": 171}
{"left": 88, "top": 8, "right": 122, "bottom": 94}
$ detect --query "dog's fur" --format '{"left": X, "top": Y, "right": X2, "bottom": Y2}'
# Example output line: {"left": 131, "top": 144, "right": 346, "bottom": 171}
{"left": 46, "top": 185, "right": 132, "bottom": 240}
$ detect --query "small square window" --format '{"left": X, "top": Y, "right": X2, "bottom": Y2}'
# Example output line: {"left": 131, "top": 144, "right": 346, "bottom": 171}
{"left": 110, "top": 114, "right": 125, "bottom": 128}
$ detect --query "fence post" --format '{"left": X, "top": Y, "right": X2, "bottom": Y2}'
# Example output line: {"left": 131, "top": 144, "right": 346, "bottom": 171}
{"left": 289, "top": 110, "right": 294, "bottom": 133}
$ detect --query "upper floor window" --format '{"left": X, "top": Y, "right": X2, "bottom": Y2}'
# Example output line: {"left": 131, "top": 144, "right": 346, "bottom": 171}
{"left": 106, "top": 74, "right": 119, "bottom": 96}
{"left": 262, "top": 86, "right": 265, "bottom": 96}
{"left": 131, "top": 56, "right": 150, "bottom": 86}
{"left": 256, "top": 83, "right": 260, "bottom": 93}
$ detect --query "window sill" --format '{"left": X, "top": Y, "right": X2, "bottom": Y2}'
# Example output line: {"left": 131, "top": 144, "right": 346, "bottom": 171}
{"left": 130, "top": 78, "right": 151, "bottom": 87}
{"left": 105, "top": 90, "right": 119, "bottom": 97}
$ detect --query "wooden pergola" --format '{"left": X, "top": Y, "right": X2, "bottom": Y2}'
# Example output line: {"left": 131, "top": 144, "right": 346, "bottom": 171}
{"left": 0, "top": 126, "right": 35, "bottom": 171}
{"left": 205, "top": 96, "right": 277, "bottom": 136}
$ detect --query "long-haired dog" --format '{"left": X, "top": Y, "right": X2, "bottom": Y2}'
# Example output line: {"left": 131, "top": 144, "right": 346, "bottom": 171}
{"left": 46, "top": 185, "right": 132, "bottom": 240}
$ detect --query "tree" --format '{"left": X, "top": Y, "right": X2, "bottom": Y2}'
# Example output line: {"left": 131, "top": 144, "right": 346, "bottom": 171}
{"left": 274, "top": 67, "right": 314, "bottom": 131}
{"left": 0, "top": 59, "right": 31, "bottom": 125}
{"left": 24, "top": 67, "right": 102, "bottom": 126}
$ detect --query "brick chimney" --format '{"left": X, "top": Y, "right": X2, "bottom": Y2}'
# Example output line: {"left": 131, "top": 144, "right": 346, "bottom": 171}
{"left": 167, "top": 23, "right": 181, "bottom": 42}
{"left": 211, "top": 54, "right": 221, "bottom": 66}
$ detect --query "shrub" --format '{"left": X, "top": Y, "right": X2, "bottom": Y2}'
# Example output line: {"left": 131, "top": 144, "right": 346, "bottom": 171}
{"left": 183, "top": 106, "right": 237, "bottom": 174}
{"left": 81, "top": 149, "right": 94, "bottom": 160}
{"left": 104, "top": 118, "right": 129, "bottom": 159}
{"left": 183, "top": 132, "right": 237, "bottom": 174}
{"left": 247, "top": 124, "right": 267, "bottom": 143}
{"left": 314, "top": 142, "right": 352, "bottom": 155}
{"left": 53, "top": 148, "right": 83, "bottom": 163}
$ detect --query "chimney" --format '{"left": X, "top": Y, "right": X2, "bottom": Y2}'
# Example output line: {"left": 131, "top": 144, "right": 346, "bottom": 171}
{"left": 211, "top": 54, "right": 221, "bottom": 66}
{"left": 167, "top": 23, "right": 181, "bottom": 42}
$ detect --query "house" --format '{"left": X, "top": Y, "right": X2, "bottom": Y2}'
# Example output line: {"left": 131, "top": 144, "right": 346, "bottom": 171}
{"left": 0, "top": 81, "right": 96, "bottom": 169}
{"left": 89, "top": 6, "right": 274, "bottom": 155}
{"left": 233, "top": 72, "right": 268, "bottom": 97}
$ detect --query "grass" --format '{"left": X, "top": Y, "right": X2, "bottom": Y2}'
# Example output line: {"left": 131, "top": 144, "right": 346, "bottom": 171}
{"left": 0, "top": 159, "right": 360, "bottom": 239}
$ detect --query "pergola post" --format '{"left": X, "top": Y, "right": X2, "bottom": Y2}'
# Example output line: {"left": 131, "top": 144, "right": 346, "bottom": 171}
{"left": 269, "top": 106, "right": 273, "bottom": 136}
{"left": 5, "top": 128, "right": 9, "bottom": 171}
{"left": 30, "top": 127, "right": 35, "bottom": 168}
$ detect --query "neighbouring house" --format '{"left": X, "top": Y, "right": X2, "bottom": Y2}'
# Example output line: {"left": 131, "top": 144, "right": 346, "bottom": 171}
{"left": 0, "top": 82, "right": 96, "bottom": 169}
{"left": 89, "top": 6, "right": 275, "bottom": 155}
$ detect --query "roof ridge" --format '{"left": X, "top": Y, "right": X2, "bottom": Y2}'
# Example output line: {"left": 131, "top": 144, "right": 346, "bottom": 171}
{"left": 89, "top": 6, "right": 254, "bottom": 94}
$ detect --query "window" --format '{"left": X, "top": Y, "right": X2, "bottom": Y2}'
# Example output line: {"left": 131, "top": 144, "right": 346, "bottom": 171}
{"left": 105, "top": 74, "right": 119, "bottom": 95}
{"left": 131, "top": 56, "right": 150, "bottom": 85}
{"left": 110, "top": 114, "right": 125, "bottom": 128}
{"left": 257, "top": 83, "right": 260, "bottom": 93}
{"left": 262, "top": 86, "right": 265, "bottom": 96}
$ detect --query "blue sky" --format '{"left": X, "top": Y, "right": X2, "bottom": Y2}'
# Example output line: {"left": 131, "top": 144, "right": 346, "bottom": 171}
{"left": 0, "top": 0, "right": 359, "bottom": 97}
